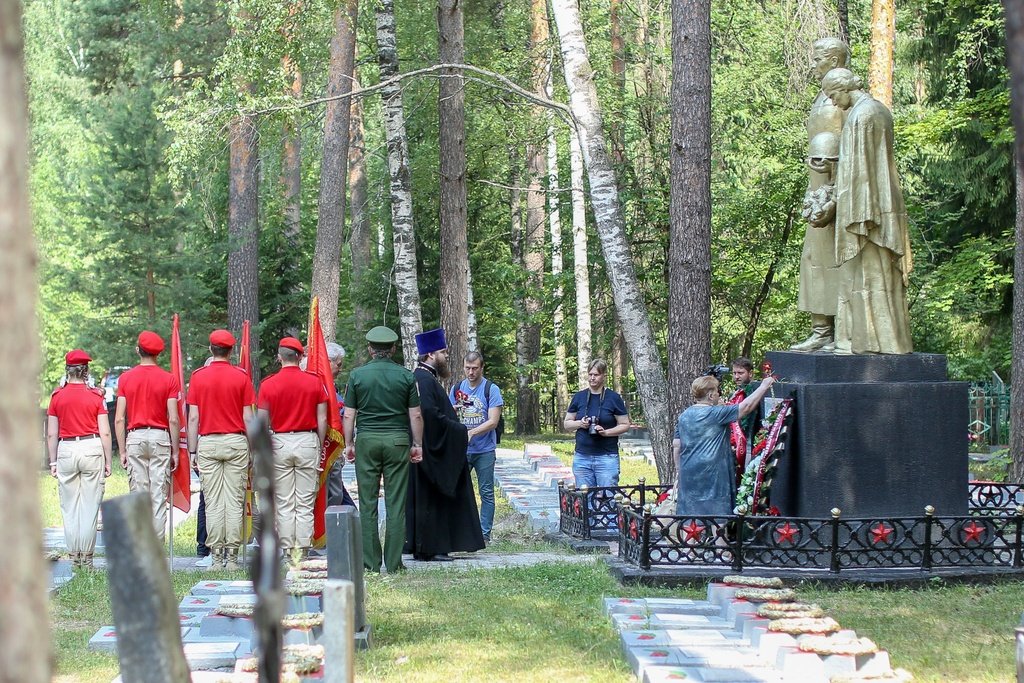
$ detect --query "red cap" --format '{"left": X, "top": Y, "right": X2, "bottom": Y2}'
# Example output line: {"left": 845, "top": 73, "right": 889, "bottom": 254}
{"left": 65, "top": 349, "right": 92, "bottom": 365}
{"left": 209, "top": 329, "right": 236, "bottom": 347}
{"left": 137, "top": 330, "right": 165, "bottom": 355}
{"left": 279, "top": 337, "right": 304, "bottom": 354}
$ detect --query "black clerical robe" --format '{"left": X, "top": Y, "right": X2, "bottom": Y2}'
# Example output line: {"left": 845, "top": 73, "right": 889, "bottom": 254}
{"left": 404, "top": 364, "right": 486, "bottom": 556}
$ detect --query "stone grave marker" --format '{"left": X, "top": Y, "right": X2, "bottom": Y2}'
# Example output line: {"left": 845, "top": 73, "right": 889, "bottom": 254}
{"left": 101, "top": 493, "right": 190, "bottom": 682}
{"left": 325, "top": 505, "right": 372, "bottom": 648}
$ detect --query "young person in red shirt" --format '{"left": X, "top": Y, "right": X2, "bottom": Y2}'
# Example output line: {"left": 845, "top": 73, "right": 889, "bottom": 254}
{"left": 46, "top": 350, "right": 112, "bottom": 568}
{"left": 257, "top": 337, "right": 328, "bottom": 558}
{"left": 186, "top": 330, "right": 255, "bottom": 570}
{"left": 114, "top": 331, "right": 181, "bottom": 542}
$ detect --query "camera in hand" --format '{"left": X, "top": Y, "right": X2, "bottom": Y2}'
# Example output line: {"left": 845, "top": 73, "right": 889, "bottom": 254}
{"left": 707, "top": 364, "right": 731, "bottom": 380}
{"left": 588, "top": 416, "right": 599, "bottom": 435}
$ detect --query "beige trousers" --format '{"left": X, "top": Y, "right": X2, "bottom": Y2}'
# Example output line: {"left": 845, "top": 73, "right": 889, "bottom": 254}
{"left": 272, "top": 432, "right": 320, "bottom": 550}
{"left": 126, "top": 428, "right": 172, "bottom": 542}
{"left": 197, "top": 433, "right": 249, "bottom": 552}
{"left": 57, "top": 438, "right": 105, "bottom": 554}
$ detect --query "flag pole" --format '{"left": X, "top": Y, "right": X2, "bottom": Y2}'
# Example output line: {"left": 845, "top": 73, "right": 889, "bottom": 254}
{"left": 168, "top": 478, "right": 174, "bottom": 568}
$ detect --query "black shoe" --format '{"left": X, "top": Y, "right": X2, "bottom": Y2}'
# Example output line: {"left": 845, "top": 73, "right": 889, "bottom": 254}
{"left": 431, "top": 554, "right": 454, "bottom": 562}
{"left": 413, "top": 553, "right": 453, "bottom": 562}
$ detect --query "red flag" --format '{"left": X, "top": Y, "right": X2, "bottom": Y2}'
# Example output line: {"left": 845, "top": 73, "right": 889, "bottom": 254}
{"left": 307, "top": 297, "right": 344, "bottom": 547}
{"left": 170, "top": 314, "right": 191, "bottom": 513}
{"left": 239, "top": 320, "right": 252, "bottom": 376}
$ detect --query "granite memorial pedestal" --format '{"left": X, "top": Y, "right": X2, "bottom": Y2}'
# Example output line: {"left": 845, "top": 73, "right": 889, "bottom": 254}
{"left": 766, "top": 351, "right": 968, "bottom": 517}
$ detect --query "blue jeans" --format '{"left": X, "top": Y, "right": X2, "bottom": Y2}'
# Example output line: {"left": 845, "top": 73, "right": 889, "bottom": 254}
{"left": 572, "top": 452, "right": 620, "bottom": 488}
{"left": 468, "top": 450, "right": 496, "bottom": 536}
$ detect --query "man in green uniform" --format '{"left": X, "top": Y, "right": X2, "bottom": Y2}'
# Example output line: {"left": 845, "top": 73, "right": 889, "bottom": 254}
{"left": 343, "top": 326, "right": 423, "bottom": 573}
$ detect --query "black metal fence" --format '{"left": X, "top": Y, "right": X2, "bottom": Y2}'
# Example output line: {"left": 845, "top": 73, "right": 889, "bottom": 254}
{"left": 616, "top": 504, "right": 1024, "bottom": 572}
{"left": 559, "top": 481, "right": 1024, "bottom": 572}
{"left": 558, "top": 480, "right": 672, "bottom": 540}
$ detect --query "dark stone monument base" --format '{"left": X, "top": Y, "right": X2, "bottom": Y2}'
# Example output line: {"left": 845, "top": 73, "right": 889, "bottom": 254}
{"left": 766, "top": 351, "right": 968, "bottom": 518}
{"left": 355, "top": 624, "right": 373, "bottom": 650}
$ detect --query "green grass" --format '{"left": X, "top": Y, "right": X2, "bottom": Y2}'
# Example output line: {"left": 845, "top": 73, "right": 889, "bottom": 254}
{"left": 50, "top": 560, "right": 1024, "bottom": 682}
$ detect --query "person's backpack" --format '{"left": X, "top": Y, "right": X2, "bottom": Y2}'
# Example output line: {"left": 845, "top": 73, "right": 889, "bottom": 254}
{"left": 484, "top": 380, "right": 505, "bottom": 444}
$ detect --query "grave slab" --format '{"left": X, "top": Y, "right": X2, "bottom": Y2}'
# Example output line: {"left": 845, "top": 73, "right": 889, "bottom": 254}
{"left": 182, "top": 641, "right": 241, "bottom": 670}
{"left": 725, "top": 600, "right": 759, "bottom": 622}
{"left": 87, "top": 627, "right": 120, "bottom": 653}
{"left": 648, "top": 613, "right": 726, "bottom": 630}
{"left": 645, "top": 598, "right": 724, "bottom": 617}
{"left": 662, "top": 629, "right": 733, "bottom": 645}
{"left": 628, "top": 646, "right": 682, "bottom": 672}
{"left": 604, "top": 597, "right": 648, "bottom": 616}
{"left": 756, "top": 631, "right": 795, "bottom": 660}
{"left": 612, "top": 612, "right": 650, "bottom": 630}
{"left": 775, "top": 646, "right": 828, "bottom": 682}
{"left": 199, "top": 613, "right": 254, "bottom": 638}
{"left": 707, "top": 583, "right": 739, "bottom": 606}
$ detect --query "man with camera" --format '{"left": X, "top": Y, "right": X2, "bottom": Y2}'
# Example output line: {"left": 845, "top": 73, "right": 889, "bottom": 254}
{"left": 563, "top": 359, "right": 630, "bottom": 488}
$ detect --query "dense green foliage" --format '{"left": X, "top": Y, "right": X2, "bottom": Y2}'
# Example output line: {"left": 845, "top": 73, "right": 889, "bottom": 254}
{"left": 26, "top": 0, "right": 1013, "bottom": 410}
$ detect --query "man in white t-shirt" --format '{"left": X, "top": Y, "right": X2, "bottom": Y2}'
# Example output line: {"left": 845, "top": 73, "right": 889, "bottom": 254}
{"left": 449, "top": 351, "right": 503, "bottom": 542}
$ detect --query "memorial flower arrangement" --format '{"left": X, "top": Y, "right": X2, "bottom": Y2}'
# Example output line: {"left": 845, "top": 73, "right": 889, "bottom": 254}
{"left": 798, "top": 634, "right": 878, "bottom": 656}
{"left": 286, "top": 578, "right": 326, "bottom": 595}
{"left": 733, "top": 587, "right": 796, "bottom": 602}
{"left": 281, "top": 612, "right": 324, "bottom": 630}
{"left": 757, "top": 602, "right": 825, "bottom": 619}
{"left": 238, "top": 645, "right": 323, "bottom": 675}
{"left": 298, "top": 558, "right": 328, "bottom": 571}
{"left": 767, "top": 616, "right": 840, "bottom": 635}
{"left": 287, "top": 569, "right": 328, "bottom": 580}
{"left": 734, "top": 398, "right": 792, "bottom": 516}
{"left": 215, "top": 602, "right": 255, "bottom": 618}
{"left": 722, "top": 575, "right": 784, "bottom": 589}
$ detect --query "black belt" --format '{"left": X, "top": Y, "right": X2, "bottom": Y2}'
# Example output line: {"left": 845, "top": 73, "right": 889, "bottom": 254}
{"left": 60, "top": 434, "right": 99, "bottom": 442}
{"left": 276, "top": 429, "right": 317, "bottom": 434}
{"left": 129, "top": 425, "right": 167, "bottom": 432}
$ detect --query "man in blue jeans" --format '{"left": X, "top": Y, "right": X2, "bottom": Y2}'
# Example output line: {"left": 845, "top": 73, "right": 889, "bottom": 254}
{"left": 450, "top": 351, "right": 504, "bottom": 543}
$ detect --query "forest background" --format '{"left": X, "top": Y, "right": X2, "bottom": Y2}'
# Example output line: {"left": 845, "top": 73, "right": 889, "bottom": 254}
{"left": 24, "top": 0, "right": 1013, "bottom": 447}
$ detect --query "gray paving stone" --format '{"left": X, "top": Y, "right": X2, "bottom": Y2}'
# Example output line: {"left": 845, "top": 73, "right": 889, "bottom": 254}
{"left": 604, "top": 597, "right": 648, "bottom": 616}
{"left": 190, "top": 580, "right": 254, "bottom": 596}
{"left": 87, "top": 626, "right": 120, "bottom": 653}
{"left": 182, "top": 641, "right": 241, "bottom": 670}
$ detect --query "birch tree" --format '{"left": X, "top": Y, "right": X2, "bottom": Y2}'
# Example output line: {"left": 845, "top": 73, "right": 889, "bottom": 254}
{"left": 518, "top": 0, "right": 548, "bottom": 434}
{"left": 376, "top": 0, "right": 423, "bottom": 365}
{"left": 312, "top": 0, "right": 358, "bottom": 341}
{"left": 438, "top": 0, "right": 470, "bottom": 374}
{"left": 550, "top": 0, "right": 673, "bottom": 478}
{"left": 668, "top": 0, "right": 712, "bottom": 426}
{"left": 570, "top": 129, "right": 592, "bottom": 387}
{"left": 0, "top": 2, "right": 50, "bottom": 678}
{"left": 546, "top": 47, "right": 569, "bottom": 421}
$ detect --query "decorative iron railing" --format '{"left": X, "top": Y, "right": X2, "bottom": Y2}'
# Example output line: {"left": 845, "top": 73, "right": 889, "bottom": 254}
{"left": 969, "top": 482, "right": 1024, "bottom": 515}
{"left": 615, "top": 504, "right": 1024, "bottom": 572}
{"left": 558, "top": 480, "right": 672, "bottom": 540}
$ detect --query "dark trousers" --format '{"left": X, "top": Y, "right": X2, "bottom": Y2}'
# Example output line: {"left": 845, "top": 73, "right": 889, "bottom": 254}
{"left": 196, "top": 490, "right": 209, "bottom": 556}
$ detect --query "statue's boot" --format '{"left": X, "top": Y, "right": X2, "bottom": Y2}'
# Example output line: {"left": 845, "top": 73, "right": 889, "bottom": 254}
{"left": 80, "top": 553, "right": 94, "bottom": 569}
{"left": 69, "top": 551, "right": 80, "bottom": 567}
{"left": 790, "top": 314, "right": 834, "bottom": 352}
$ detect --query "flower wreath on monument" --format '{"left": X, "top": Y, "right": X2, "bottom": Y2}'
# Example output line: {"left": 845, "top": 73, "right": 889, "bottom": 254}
{"left": 734, "top": 388, "right": 793, "bottom": 516}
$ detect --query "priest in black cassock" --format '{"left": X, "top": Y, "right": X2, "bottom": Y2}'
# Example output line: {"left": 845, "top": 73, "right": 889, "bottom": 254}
{"left": 404, "top": 327, "right": 486, "bottom": 561}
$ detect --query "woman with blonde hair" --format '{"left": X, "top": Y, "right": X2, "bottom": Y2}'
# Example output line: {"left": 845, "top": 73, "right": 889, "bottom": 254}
{"left": 673, "top": 373, "right": 774, "bottom": 516}
{"left": 46, "top": 350, "right": 112, "bottom": 568}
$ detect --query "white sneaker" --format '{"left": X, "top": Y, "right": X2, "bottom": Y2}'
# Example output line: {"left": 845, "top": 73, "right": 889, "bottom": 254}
{"left": 195, "top": 555, "right": 214, "bottom": 568}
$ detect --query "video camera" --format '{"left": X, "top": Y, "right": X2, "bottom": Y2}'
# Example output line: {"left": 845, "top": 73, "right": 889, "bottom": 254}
{"left": 706, "top": 364, "right": 731, "bottom": 380}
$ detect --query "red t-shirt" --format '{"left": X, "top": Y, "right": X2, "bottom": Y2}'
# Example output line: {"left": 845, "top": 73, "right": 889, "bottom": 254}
{"left": 47, "top": 383, "right": 107, "bottom": 438}
{"left": 186, "top": 361, "right": 256, "bottom": 435}
{"left": 116, "top": 364, "right": 180, "bottom": 429}
{"left": 257, "top": 366, "right": 329, "bottom": 432}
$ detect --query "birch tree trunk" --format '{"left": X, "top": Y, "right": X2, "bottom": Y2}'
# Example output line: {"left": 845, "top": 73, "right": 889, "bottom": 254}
{"left": 667, "top": 0, "right": 712, "bottom": 441}
{"left": 0, "top": 4, "right": 50, "bottom": 679}
{"left": 376, "top": 0, "right": 423, "bottom": 365}
{"left": 313, "top": 0, "right": 358, "bottom": 342}
{"left": 551, "top": 0, "right": 673, "bottom": 479}
{"left": 466, "top": 266, "right": 479, "bottom": 352}
{"left": 437, "top": 0, "right": 470, "bottom": 374}
{"left": 518, "top": 0, "right": 548, "bottom": 435}
{"left": 868, "top": 0, "right": 895, "bottom": 109}
{"left": 281, "top": 57, "right": 302, "bottom": 244}
{"left": 1005, "top": 0, "right": 1024, "bottom": 481}
{"left": 546, "top": 48, "right": 570, "bottom": 424}
{"left": 570, "top": 129, "right": 592, "bottom": 388}
{"left": 228, "top": 113, "right": 260, "bottom": 379}
{"left": 348, "top": 68, "right": 373, "bottom": 341}
{"left": 510, "top": 149, "right": 529, "bottom": 431}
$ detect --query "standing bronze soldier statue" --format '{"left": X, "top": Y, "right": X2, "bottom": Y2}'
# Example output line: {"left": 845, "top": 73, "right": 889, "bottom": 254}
{"left": 822, "top": 67, "right": 914, "bottom": 355}
{"left": 792, "top": 37, "right": 848, "bottom": 352}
